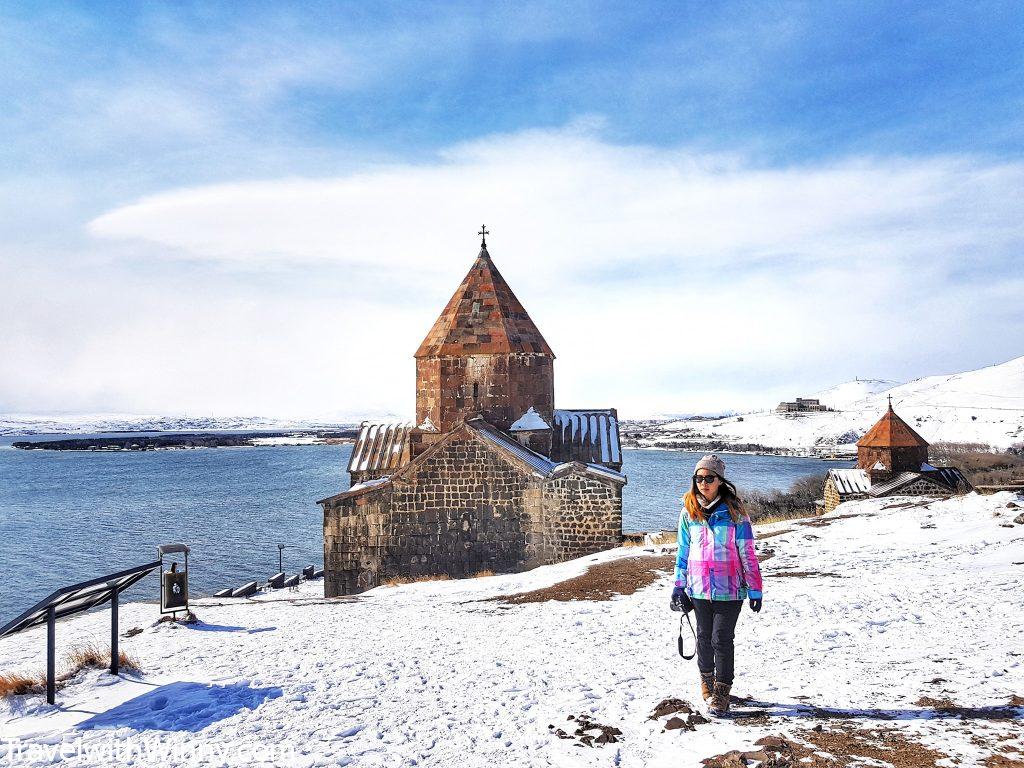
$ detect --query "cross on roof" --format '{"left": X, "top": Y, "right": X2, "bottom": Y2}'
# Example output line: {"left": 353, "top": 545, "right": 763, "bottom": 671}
{"left": 478, "top": 224, "right": 489, "bottom": 248}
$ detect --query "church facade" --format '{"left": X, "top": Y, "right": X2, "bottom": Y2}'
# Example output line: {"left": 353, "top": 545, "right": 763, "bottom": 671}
{"left": 821, "top": 400, "right": 972, "bottom": 513}
{"left": 319, "top": 236, "right": 626, "bottom": 596}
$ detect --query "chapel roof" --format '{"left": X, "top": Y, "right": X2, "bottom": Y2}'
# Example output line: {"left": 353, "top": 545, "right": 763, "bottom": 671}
{"left": 865, "top": 467, "right": 970, "bottom": 497}
{"left": 826, "top": 468, "right": 871, "bottom": 495}
{"left": 415, "top": 246, "right": 554, "bottom": 358}
{"left": 856, "top": 403, "right": 929, "bottom": 449}
{"left": 347, "top": 421, "right": 413, "bottom": 475}
{"left": 550, "top": 409, "right": 622, "bottom": 467}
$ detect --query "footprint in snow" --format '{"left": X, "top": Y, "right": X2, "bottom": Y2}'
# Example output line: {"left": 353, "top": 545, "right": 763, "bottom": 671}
{"left": 149, "top": 695, "right": 169, "bottom": 711}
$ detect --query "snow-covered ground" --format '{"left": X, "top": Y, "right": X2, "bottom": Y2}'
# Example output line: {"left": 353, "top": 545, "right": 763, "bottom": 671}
{"left": 810, "top": 379, "right": 899, "bottom": 411}
{"left": 643, "top": 355, "right": 1024, "bottom": 452}
{"left": 1, "top": 492, "right": 1022, "bottom": 767}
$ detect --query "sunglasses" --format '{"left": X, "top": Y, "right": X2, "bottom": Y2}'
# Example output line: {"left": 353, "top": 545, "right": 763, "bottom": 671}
{"left": 694, "top": 474, "right": 719, "bottom": 485}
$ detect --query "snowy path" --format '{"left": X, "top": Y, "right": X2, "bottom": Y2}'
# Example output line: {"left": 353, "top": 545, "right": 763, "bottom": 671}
{"left": 1, "top": 492, "right": 1022, "bottom": 766}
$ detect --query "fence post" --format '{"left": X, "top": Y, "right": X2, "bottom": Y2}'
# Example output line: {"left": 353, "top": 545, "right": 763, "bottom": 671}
{"left": 46, "top": 605, "right": 56, "bottom": 705}
{"left": 110, "top": 585, "right": 119, "bottom": 675}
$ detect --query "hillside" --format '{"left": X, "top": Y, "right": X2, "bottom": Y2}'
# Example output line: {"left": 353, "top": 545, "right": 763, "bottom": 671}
{"left": 810, "top": 378, "right": 899, "bottom": 411}
{"left": 642, "top": 355, "right": 1024, "bottom": 453}
{"left": 1, "top": 491, "right": 1022, "bottom": 766}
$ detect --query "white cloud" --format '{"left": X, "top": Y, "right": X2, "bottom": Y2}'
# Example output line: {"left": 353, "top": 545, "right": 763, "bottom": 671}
{"left": 5, "top": 126, "right": 1024, "bottom": 419}
{"left": 88, "top": 128, "right": 1024, "bottom": 274}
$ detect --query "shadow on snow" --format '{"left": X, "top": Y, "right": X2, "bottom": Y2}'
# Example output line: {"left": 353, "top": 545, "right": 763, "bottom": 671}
{"left": 77, "top": 681, "right": 282, "bottom": 732}
{"left": 731, "top": 696, "right": 1024, "bottom": 722}
{"left": 183, "top": 622, "right": 277, "bottom": 634}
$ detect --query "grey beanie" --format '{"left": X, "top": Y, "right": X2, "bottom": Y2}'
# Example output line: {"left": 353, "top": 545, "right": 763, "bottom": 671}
{"left": 695, "top": 454, "right": 726, "bottom": 478}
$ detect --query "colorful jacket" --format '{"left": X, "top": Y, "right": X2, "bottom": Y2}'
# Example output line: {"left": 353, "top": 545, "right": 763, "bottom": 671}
{"left": 674, "top": 500, "right": 763, "bottom": 601}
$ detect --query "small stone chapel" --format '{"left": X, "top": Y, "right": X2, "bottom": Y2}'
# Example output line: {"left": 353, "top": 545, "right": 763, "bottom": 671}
{"left": 821, "top": 398, "right": 972, "bottom": 513}
{"left": 318, "top": 230, "right": 626, "bottom": 596}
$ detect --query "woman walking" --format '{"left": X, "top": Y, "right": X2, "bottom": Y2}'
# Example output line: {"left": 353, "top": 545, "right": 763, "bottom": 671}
{"left": 670, "top": 454, "right": 763, "bottom": 717}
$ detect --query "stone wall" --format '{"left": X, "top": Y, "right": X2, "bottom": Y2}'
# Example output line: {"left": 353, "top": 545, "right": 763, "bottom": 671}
{"left": 821, "top": 477, "right": 868, "bottom": 514}
{"left": 387, "top": 438, "right": 534, "bottom": 580}
{"left": 323, "top": 487, "right": 389, "bottom": 597}
{"left": 349, "top": 467, "right": 393, "bottom": 486}
{"left": 892, "top": 477, "right": 949, "bottom": 496}
{"left": 857, "top": 445, "right": 929, "bottom": 474}
{"left": 541, "top": 473, "right": 623, "bottom": 562}
{"left": 323, "top": 432, "right": 623, "bottom": 597}
{"left": 822, "top": 477, "right": 841, "bottom": 514}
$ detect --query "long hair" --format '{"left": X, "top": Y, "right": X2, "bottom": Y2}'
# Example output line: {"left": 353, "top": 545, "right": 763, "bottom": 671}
{"left": 684, "top": 476, "right": 746, "bottom": 524}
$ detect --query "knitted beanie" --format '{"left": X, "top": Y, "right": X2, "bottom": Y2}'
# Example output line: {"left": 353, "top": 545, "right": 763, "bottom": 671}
{"left": 694, "top": 454, "right": 726, "bottom": 478}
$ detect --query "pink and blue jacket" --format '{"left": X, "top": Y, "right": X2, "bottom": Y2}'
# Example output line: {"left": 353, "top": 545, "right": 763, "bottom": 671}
{"left": 674, "top": 500, "right": 763, "bottom": 601}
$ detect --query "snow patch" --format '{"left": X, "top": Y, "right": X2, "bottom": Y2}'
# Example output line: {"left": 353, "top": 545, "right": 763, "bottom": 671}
{"left": 1, "top": 493, "right": 1021, "bottom": 765}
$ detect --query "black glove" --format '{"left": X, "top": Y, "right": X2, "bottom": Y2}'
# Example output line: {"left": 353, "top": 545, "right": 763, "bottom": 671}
{"left": 749, "top": 597, "right": 762, "bottom": 613}
{"left": 670, "top": 586, "right": 693, "bottom": 613}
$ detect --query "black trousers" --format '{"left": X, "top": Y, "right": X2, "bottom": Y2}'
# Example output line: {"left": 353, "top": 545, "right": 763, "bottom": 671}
{"left": 691, "top": 598, "right": 743, "bottom": 685}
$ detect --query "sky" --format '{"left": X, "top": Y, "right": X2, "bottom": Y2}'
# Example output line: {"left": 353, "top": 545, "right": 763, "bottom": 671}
{"left": 1, "top": 1, "right": 1023, "bottom": 421}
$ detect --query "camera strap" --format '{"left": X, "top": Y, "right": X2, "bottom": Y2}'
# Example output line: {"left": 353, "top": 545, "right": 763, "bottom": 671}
{"left": 677, "top": 611, "right": 696, "bottom": 660}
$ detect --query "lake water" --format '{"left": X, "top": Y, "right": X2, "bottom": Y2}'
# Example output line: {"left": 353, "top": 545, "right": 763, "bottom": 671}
{"left": 0, "top": 435, "right": 847, "bottom": 621}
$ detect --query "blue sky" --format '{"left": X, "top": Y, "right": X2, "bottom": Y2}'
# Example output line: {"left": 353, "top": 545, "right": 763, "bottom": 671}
{"left": 1, "top": 2, "right": 1023, "bottom": 419}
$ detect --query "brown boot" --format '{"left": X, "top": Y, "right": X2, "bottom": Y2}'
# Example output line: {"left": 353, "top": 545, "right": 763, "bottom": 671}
{"left": 708, "top": 682, "right": 732, "bottom": 717}
{"left": 699, "top": 672, "right": 715, "bottom": 701}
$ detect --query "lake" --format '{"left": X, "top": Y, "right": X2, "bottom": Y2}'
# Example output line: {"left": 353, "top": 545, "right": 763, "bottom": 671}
{"left": 0, "top": 435, "right": 847, "bottom": 620}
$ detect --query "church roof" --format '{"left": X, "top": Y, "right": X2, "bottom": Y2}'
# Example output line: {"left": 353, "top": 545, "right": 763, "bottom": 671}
{"left": 550, "top": 409, "right": 622, "bottom": 467}
{"left": 415, "top": 246, "right": 554, "bottom": 358}
{"left": 464, "top": 419, "right": 626, "bottom": 485}
{"left": 856, "top": 404, "right": 929, "bottom": 449}
{"left": 347, "top": 421, "right": 413, "bottom": 475}
{"left": 826, "top": 468, "right": 871, "bottom": 495}
{"left": 319, "top": 417, "right": 625, "bottom": 504}
{"left": 866, "top": 466, "right": 971, "bottom": 497}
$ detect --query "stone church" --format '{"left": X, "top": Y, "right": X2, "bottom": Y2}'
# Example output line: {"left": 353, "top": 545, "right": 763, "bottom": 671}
{"left": 821, "top": 399, "right": 971, "bottom": 513}
{"left": 318, "top": 233, "right": 626, "bottom": 596}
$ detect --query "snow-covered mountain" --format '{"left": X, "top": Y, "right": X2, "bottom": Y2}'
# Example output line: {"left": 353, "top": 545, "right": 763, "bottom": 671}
{"left": 1, "top": 491, "right": 1021, "bottom": 765}
{"left": 811, "top": 378, "right": 899, "bottom": 411}
{"left": 644, "top": 355, "right": 1024, "bottom": 452}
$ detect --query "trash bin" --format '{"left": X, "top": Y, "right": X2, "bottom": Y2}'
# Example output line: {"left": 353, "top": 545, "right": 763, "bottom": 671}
{"left": 157, "top": 543, "right": 190, "bottom": 615}
{"left": 162, "top": 568, "right": 189, "bottom": 610}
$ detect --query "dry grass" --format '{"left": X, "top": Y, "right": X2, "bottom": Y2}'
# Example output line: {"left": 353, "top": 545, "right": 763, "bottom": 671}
{"left": 756, "top": 528, "right": 795, "bottom": 539}
{"left": 0, "top": 643, "right": 141, "bottom": 699}
{"left": 0, "top": 672, "right": 40, "bottom": 697}
{"left": 382, "top": 573, "right": 452, "bottom": 587}
{"left": 704, "top": 724, "right": 950, "bottom": 768}
{"left": 931, "top": 444, "right": 1024, "bottom": 486}
{"left": 492, "top": 554, "right": 675, "bottom": 604}
{"left": 471, "top": 569, "right": 496, "bottom": 578}
{"left": 622, "top": 531, "right": 676, "bottom": 547}
{"left": 745, "top": 472, "right": 827, "bottom": 523}
{"left": 65, "top": 642, "right": 140, "bottom": 674}
{"left": 753, "top": 510, "right": 818, "bottom": 525}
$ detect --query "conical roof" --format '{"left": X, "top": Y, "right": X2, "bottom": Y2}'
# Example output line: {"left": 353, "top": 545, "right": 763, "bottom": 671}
{"left": 856, "top": 404, "right": 929, "bottom": 448}
{"left": 415, "top": 247, "right": 554, "bottom": 358}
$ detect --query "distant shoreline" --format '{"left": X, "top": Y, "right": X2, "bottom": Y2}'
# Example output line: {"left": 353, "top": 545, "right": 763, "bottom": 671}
{"left": 9, "top": 429, "right": 856, "bottom": 461}
{"left": 12, "top": 430, "right": 359, "bottom": 451}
